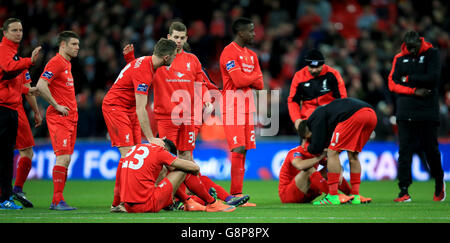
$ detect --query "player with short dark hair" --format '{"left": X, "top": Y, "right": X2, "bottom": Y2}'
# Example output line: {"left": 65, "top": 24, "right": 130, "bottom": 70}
{"left": 219, "top": 17, "right": 263, "bottom": 206}
{"left": 120, "top": 140, "right": 202, "bottom": 213}
{"left": 103, "top": 38, "right": 176, "bottom": 212}
{"left": 36, "top": 30, "right": 80, "bottom": 211}
{"left": 298, "top": 98, "right": 377, "bottom": 205}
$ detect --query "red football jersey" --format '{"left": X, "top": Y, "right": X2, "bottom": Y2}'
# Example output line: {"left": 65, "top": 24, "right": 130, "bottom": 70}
{"left": 278, "top": 144, "right": 318, "bottom": 188}
{"left": 152, "top": 50, "right": 203, "bottom": 122}
{"left": 219, "top": 42, "right": 263, "bottom": 115}
{"left": 103, "top": 56, "right": 154, "bottom": 111}
{"left": 40, "top": 53, "right": 77, "bottom": 114}
{"left": 120, "top": 144, "right": 177, "bottom": 204}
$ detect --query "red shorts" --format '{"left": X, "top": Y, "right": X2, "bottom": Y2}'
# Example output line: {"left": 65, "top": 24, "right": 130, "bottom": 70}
{"left": 279, "top": 179, "right": 321, "bottom": 203}
{"left": 222, "top": 112, "right": 256, "bottom": 150}
{"left": 46, "top": 111, "right": 78, "bottom": 156}
{"left": 102, "top": 105, "right": 141, "bottom": 147}
{"left": 124, "top": 178, "right": 173, "bottom": 213}
{"left": 329, "top": 107, "right": 377, "bottom": 152}
{"left": 15, "top": 104, "right": 34, "bottom": 150}
{"left": 157, "top": 119, "right": 196, "bottom": 151}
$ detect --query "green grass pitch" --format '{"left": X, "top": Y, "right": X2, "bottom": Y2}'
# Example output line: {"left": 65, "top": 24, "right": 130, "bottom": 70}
{"left": 1, "top": 179, "right": 448, "bottom": 223}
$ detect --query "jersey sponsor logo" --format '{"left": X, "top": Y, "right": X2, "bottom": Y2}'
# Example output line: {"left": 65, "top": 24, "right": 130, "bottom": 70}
{"left": 42, "top": 71, "right": 54, "bottom": 80}
{"left": 226, "top": 60, "right": 235, "bottom": 71}
{"left": 136, "top": 83, "right": 149, "bottom": 92}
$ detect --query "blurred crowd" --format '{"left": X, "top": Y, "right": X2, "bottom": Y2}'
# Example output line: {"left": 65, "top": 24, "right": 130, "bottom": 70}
{"left": 1, "top": 0, "right": 449, "bottom": 141}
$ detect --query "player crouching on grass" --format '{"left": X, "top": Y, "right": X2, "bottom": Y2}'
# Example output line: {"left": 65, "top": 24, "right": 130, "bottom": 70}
{"left": 278, "top": 128, "right": 356, "bottom": 204}
{"left": 119, "top": 138, "right": 236, "bottom": 213}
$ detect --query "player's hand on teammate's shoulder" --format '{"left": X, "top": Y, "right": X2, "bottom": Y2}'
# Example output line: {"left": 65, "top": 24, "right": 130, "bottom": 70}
{"left": 148, "top": 137, "right": 165, "bottom": 148}
{"left": 414, "top": 88, "right": 432, "bottom": 98}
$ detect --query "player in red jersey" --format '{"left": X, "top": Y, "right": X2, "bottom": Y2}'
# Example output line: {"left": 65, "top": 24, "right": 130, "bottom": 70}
{"left": 37, "top": 31, "right": 80, "bottom": 211}
{"left": 103, "top": 38, "right": 176, "bottom": 213}
{"left": 0, "top": 18, "right": 41, "bottom": 210}
{"left": 13, "top": 69, "right": 42, "bottom": 208}
{"left": 123, "top": 22, "right": 235, "bottom": 212}
{"left": 219, "top": 17, "right": 263, "bottom": 206}
{"left": 120, "top": 139, "right": 203, "bottom": 213}
{"left": 278, "top": 140, "right": 327, "bottom": 204}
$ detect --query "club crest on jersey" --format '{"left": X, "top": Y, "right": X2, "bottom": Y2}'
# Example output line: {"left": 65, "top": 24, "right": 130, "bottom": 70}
{"left": 136, "top": 83, "right": 149, "bottom": 92}
{"left": 226, "top": 60, "right": 235, "bottom": 71}
{"left": 42, "top": 71, "right": 54, "bottom": 80}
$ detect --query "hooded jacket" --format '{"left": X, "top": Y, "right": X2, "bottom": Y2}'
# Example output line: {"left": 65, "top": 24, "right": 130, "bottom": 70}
{"left": 388, "top": 37, "right": 441, "bottom": 122}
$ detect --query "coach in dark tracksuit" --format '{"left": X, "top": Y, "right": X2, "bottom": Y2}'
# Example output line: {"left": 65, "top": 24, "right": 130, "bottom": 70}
{"left": 388, "top": 31, "right": 445, "bottom": 202}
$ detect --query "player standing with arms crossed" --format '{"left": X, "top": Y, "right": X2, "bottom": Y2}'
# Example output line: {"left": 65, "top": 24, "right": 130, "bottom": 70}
{"left": 36, "top": 31, "right": 80, "bottom": 211}
{"left": 103, "top": 38, "right": 175, "bottom": 212}
{"left": 0, "top": 18, "right": 41, "bottom": 210}
{"left": 219, "top": 17, "right": 263, "bottom": 206}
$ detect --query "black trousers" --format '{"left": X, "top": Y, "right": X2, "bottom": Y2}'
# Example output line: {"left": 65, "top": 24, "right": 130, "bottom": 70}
{"left": 397, "top": 120, "right": 443, "bottom": 191}
{"left": 0, "top": 106, "right": 18, "bottom": 202}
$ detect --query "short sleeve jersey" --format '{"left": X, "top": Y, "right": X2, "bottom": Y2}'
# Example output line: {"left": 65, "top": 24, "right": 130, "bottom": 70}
{"left": 40, "top": 53, "right": 77, "bottom": 114}
{"left": 120, "top": 144, "right": 177, "bottom": 204}
{"left": 103, "top": 56, "right": 154, "bottom": 111}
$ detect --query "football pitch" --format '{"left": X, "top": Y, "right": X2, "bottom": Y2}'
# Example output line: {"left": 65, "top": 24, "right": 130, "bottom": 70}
{"left": 1, "top": 180, "right": 448, "bottom": 223}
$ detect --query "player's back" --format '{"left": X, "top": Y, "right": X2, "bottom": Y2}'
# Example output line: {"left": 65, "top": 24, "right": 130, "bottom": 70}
{"left": 120, "top": 144, "right": 176, "bottom": 204}
{"left": 103, "top": 56, "right": 153, "bottom": 111}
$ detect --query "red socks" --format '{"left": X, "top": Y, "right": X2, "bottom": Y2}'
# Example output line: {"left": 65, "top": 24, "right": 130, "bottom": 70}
{"left": 339, "top": 177, "right": 352, "bottom": 195}
{"left": 230, "top": 152, "right": 245, "bottom": 195}
{"left": 52, "top": 165, "right": 67, "bottom": 203}
{"left": 309, "top": 171, "right": 328, "bottom": 194}
{"left": 14, "top": 157, "right": 32, "bottom": 189}
{"left": 200, "top": 175, "right": 230, "bottom": 201}
{"left": 327, "top": 172, "right": 340, "bottom": 195}
{"left": 184, "top": 174, "right": 215, "bottom": 204}
{"left": 175, "top": 183, "right": 190, "bottom": 202}
{"left": 350, "top": 173, "right": 361, "bottom": 195}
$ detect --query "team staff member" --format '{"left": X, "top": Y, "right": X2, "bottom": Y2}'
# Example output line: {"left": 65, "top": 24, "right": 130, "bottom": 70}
{"left": 388, "top": 30, "right": 445, "bottom": 202}
{"left": 0, "top": 18, "right": 40, "bottom": 210}
{"left": 219, "top": 17, "right": 263, "bottom": 206}
{"left": 103, "top": 38, "right": 175, "bottom": 212}
{"left": 287, "top": 49, "right": 347, "bottom": 130}
{"left": 298, "top": 98, "right": 376, "bottom": 205}
{"left": 37, "top": 31, "right": 80, "bottom": 211}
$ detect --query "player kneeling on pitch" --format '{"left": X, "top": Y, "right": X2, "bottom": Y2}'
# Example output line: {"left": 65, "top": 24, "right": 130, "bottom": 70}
{"left": 119, "top": 139, "right": 202, "bottom": 213}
